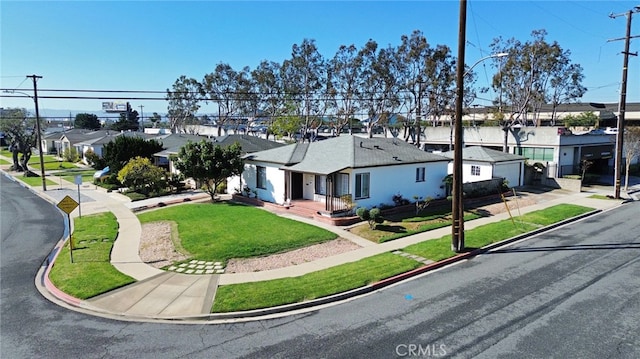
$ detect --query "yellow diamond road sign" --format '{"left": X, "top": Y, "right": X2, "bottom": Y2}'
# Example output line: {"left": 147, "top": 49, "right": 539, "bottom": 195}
{"left": 57, "top": 195, "right": 79, "bottom": 214}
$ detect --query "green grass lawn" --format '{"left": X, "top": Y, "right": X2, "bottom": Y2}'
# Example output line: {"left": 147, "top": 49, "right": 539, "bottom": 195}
{"left": 351, "top": 210, "right": 481, "bottom": 243}
{"left": 212, "top": 252, "right": 422, "bottom": 312}
{"left": 213, "top": 203, "right": 594, "bottom": 312}
{"left": 14, "top": 176, "right": 57, "bottom": 187}
{"left": 28, "top": 155, "right": 78, "bottom": 170}
{"left": 53, "top": 168, "right": 97, "bottom": 183}
{"left": 403, "top": 204, "right": 593, "bottom": 261}
{"left": 137, "top": 202, "right": 338, "bottom": 264}
{"left": 0, "top": 158, "right": 10, "bottom": 165}
{"left": 48, "top": 212, "right": 136, "bottom": 299}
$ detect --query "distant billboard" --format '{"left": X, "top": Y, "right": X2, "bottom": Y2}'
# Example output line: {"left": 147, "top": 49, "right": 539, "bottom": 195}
{"left": 102, "top": 101, "right": 127, "bottom": 113}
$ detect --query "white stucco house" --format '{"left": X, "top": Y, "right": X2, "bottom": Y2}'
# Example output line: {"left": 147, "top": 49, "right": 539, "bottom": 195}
{"left": 441, "top": 146, "right": 526, "bottom": 187}
{"left": 241, "top": 135, "right": 451, "bottom": 215}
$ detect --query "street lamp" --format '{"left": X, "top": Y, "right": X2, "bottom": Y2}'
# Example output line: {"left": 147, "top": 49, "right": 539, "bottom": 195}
{"left": 3, "top": 83, "right": 47, "bottom": 191}
{"left": 452, "top": 44, "right": 508, "bottom": 253}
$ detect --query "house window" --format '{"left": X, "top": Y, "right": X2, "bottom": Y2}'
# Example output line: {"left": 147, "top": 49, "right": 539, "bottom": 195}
{"left": 416, "top": 167, "right": 425, "bottom": 182}
{"left": 256, "top": 166, "right": 266, "bottom": 189}
{"left": 471, "top": 165, "right": 481, "bottom": 176}
{"left": 334, "top": 173, "right": 349, "bottom": 196}
{"left": 355, "top": 173, "right": 370, "bottom": 199}
{"left": 315, "top": 175, "right": 327, "bottom": 195}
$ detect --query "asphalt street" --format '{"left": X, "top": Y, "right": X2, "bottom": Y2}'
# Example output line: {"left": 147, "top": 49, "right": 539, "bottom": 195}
{"left": 2, "top": 173, "right": 639, "bottom": 358}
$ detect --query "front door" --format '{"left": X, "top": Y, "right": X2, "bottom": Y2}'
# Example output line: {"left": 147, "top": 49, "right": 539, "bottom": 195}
{"left": 291, "top": 172, "right": 304, "bottom": 199}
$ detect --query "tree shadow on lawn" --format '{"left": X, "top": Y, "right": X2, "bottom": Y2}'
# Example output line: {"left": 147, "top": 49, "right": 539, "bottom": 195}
{"left": 374, "top": 224, "right": 408, "bottom": 233}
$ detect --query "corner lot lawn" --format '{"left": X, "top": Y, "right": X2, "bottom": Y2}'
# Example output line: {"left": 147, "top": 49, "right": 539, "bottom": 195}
{"left": 137, "top": 202, "right": 337, "bottom": 264}
{"left": 49, "top": 212, "right": 135, "bottom": 299}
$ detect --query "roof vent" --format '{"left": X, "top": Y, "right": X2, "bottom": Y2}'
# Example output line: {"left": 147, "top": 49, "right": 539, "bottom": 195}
{"left": 374, "top": 145, "right": 380, "bottom": 149}
{"left": 360, "top": 141, "right": 363, "bottom": 147}
{"left": 393, "top": 156, "right": 399, "bottom": 161}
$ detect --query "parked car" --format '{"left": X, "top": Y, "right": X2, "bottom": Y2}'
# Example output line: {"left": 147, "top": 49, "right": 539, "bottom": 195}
{"left": 93, "top": 166, "right": 110, "bottom": 179}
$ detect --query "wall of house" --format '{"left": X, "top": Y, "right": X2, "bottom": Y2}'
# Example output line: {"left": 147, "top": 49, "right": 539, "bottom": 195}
{"left": 242, "top": 162, "right": 286, "bottom": 204}
{"left": 351, "top": 162, "right": 448, "bottom": 209}
{"left": 447, "top": 161, "right": 494, "bottom": 183}
{"left": 493, "top": 161, "right": 524, "bottom": 187}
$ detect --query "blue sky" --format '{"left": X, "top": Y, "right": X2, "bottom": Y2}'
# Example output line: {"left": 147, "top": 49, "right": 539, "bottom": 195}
{"left": 1, "top": 0, "right": 638, "bottom": 118}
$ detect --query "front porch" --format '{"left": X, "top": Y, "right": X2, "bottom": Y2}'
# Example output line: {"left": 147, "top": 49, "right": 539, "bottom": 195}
{"left": 231, "top": 194, "right": 359, "bottom": 226}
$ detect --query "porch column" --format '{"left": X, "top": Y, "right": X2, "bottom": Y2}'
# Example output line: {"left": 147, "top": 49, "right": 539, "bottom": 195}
{"left": 284, "top": 170, "right": 290, "bottom": 204}
{"left": 326, "top": 174, "right": 333, "bottom": 212}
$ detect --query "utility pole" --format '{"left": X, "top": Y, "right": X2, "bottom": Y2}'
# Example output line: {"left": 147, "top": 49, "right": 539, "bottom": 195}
{"left": 609, "top": 7, "right": 639, "bottom": 199}
{"left": 452, "top": 0, "right": 467, "bottom": 252}
{"left": 27, "top": 74, "right": 46, "bottom": 191}
{"left": 139, "top": 105, "right": 144, "bottom": 132}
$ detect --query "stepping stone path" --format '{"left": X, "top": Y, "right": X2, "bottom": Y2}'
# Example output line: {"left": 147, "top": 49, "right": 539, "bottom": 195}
{"left": 392, "top": 250, "right": 435, "bottom": 265}
{"left": 167, "top": 260, "right": 225, "bottom": 274}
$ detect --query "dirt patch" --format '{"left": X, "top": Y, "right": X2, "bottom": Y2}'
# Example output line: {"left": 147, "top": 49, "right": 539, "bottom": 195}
{"left": 139, "top": 222, "right": 189, "bottom": 268}
{"left": 225, "top": 238, "right": 361, "bottom": 273}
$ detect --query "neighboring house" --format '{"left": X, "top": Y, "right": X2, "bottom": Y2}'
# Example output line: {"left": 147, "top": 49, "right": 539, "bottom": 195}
{"left": 422, "top": 126, "right": 616, "bottom": 178}
{"left": 441, "top": 146, "right": 526, "bottom": 187}
{"left": 242, "top": 135, "right": 451, "bottom": 216}
{"left": 57, "top": 129, "right": 112, "bottom": 156}
{"left": 154, "top": 134, "right": 285, "bottom": 190}
{"left": 77, "top": 131, "right": 158, "bottom": 161}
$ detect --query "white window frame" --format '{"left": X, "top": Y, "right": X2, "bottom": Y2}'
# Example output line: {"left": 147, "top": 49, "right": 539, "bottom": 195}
{"left": 416, "top": 167, "right": 426, "bottom": 182}
{"left": 355, "top": 172, "right": 370, "bottom": 199}
{"left": 471, "top": 165, "right": 481, "bottom": 176}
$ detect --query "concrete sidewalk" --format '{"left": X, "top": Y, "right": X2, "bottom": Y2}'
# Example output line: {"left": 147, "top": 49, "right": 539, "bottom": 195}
{"left": 9, "top": 165, "right": 633, "bottom": 322}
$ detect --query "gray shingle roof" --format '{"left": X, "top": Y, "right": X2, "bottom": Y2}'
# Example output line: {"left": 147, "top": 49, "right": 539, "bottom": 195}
{"left": 155, "top": 133, "right": 285, "bottom": 158}
{"left": 441, "top": 146, "right": 525, "bottom": 163}
{"left": 246, "top": 135, "right": 450, "bottom": 175}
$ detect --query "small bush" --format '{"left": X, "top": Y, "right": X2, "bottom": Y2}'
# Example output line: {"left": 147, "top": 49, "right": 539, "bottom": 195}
{"left": 357, "top": 207, "right": 383, "bottom": 229}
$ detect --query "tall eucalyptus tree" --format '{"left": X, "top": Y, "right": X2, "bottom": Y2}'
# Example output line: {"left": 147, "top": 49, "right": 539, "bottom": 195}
{"left": 490, "top": 30, "right": 586, "bottom": 151}
{"left": 165, "top": 75, "right": 201, "bottom": 133}
{"left": 202, "top": 63, "right": 245, "bottom": 136}
{"left": 328, "top": 44, "right": 361, "bottom": 135}
{"left": 251, "top": 60, "right": 284, "bottom": 140}
{"left": 281, "top": 39, "right": 326, "bottom": 141}
{"left": 357, "top": 40, "right": 401, "bottom": 138}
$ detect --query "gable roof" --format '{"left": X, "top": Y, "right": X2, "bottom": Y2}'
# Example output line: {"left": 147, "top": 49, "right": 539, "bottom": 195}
{"left": 214, "top": 134, "right": 285, "bottom": 153}
{"left": 154, "top": 133, "right": 285, "bottom": 158}
{"left": 60, "top": 129, "right": 111, "bottom": 143}
{"left": 441, "top": 146, "right": 525, "bottom": 163}
{"left": 246, "top": 135, "right": 449, "bottom": 175}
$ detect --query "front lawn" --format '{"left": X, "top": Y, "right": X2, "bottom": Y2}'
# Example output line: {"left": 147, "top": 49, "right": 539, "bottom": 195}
{"left": 48, "top": 212, "right": 136, "bottom": 299}
{"left": 403, "top": 203, "right": 593, "bottom": 261}
{"left": 212, "top": 253, "right": 421, "bottom": 312}
{"left": 213, "top": 203, "right": 594, "bottom": 312}
{"left": 28, "top": 154, "right": 78, "bottom": 170}
{"left": 14, "top": 176, "right": 57, "bottom": 187}
{"left": 350, "top": 208, "right": 482, "bottom": 243}
{"left": 53, "top": 168, "right": 97, "bottom": 184}
{"left": 137, "top": 202, "right": 337, "bottom": 264}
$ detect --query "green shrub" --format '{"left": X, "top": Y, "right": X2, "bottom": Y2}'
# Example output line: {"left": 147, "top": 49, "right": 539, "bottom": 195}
{"left": 62, "top": 148, "right": 80, "bottom": 163}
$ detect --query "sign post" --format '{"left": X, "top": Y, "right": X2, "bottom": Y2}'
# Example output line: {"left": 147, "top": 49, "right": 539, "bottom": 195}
{"left": 74, "top": 175, "right": 83, "bottom": 218}
{"left": 57, "top": 195, "right": 79, "bottom": 263}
